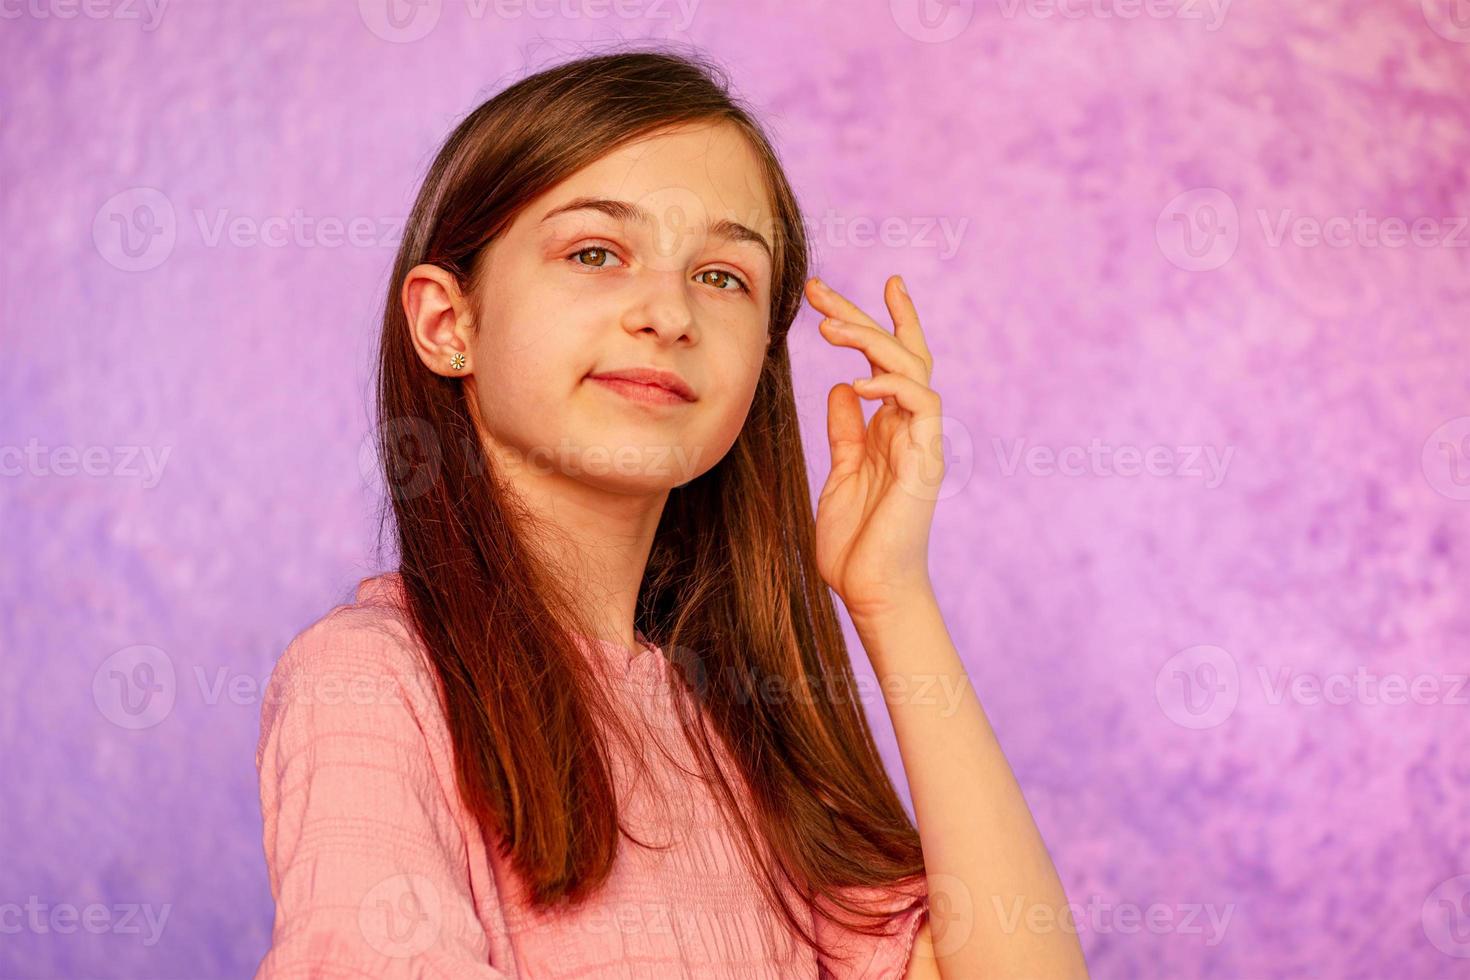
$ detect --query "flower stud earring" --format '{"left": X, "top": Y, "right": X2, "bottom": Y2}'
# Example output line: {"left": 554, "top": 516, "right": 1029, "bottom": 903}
{"left": 450, "top": 352, "right": 466, "bottom": 371}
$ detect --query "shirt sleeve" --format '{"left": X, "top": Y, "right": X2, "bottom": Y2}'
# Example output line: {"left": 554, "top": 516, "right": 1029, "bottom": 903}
{"left": 812, "top": 875, "right": 930, "bottom": 980}
{"left": 253, "top": 611, "right": 513, "bottom": 978}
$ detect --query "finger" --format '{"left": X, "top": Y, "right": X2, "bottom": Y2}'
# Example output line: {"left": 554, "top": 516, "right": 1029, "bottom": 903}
{"left": 825, "top": 382, "right": 867, "bottom": 473}
{"left": 850, "top": 371, "right": 942, "bottom": 421}
{"left": 883, "top": 275, "right": 933, "bottom": 378}
{"left": 819, "top": 316, "right": 930, "bottom": 388}
{"left": 805, "top": 277, "right": 884, "bottom": 332}
{"left": 851, "top": 373, "right": 947, "bottom": 495}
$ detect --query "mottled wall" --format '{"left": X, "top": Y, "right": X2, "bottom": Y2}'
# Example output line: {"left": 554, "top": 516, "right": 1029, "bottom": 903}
{"left": 2, "top": 1, "right": 1467, "bottom": 977}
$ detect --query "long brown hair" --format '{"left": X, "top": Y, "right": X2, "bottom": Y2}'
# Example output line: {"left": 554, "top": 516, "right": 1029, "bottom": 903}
{"left": 369, "top": 43, "right": 926, "bottom": 966}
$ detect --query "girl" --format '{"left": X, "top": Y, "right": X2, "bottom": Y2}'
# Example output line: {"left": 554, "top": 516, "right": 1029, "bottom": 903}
{"left": 254, "top": 47, "right": 1087, "bottom": 979}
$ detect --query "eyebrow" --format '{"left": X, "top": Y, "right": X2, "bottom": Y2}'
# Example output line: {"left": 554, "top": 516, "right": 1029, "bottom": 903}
{"left": 538, "top": 196, "right": 773, "bottom": 262}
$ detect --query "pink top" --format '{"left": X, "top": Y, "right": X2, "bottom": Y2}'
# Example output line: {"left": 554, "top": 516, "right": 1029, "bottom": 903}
{"left": 254, "top": 572, "right": 929, "bottom": 978}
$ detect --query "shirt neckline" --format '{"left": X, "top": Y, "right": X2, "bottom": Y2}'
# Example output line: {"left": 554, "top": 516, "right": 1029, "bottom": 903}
{"left": 573, "top": 628, "right": 658, "bottom": 673}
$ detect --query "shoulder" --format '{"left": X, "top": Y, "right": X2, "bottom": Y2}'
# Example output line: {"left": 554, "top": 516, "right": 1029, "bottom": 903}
{"left": 255, "top": 572, "right": 442, "bottom": 769}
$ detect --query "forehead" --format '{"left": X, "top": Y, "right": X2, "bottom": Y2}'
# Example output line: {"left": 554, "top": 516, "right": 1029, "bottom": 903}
{"left": 520, "top": 121, "right": 777, "bottom": 250}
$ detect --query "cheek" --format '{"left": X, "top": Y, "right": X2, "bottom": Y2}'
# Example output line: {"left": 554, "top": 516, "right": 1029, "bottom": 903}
{"left": 700, "top": 341, "right": 766, "bottom": 446}
{"left": 469, "top": 325, "right": 580, "bottom": 429}
{"left": 729, "top": 330, "right": 768, "bottom": 397}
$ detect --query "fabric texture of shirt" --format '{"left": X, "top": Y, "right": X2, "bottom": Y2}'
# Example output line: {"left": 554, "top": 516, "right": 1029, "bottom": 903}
{"left": 254, "top": 571, "right": 929, "bottom": 978}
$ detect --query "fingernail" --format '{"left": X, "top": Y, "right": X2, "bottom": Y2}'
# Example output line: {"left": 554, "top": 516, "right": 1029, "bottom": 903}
{"left": 811, "top": 277, "right": 826, "bottom": 290}
{"left": 896, "top": 276, "right": 908, "bottom": 295}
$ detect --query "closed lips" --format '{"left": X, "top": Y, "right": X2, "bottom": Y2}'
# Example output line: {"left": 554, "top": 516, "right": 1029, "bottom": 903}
{"left": 588, "top": 368, "right": 696, "bottom": 401}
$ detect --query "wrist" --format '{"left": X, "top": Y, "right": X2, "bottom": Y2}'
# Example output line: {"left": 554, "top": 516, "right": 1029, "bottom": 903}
{"left": 847, "top": 580, "right": 938, "bottom": 634}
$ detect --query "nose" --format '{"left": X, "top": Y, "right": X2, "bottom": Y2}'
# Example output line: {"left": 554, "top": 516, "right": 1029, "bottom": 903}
{"left": 620, "top": 268, "right": 697, "bottom": 345}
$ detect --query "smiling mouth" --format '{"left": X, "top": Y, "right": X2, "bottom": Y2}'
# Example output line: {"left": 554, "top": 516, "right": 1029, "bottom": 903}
{"left": 588, "top": 376, "right": 694, "bottom": 407}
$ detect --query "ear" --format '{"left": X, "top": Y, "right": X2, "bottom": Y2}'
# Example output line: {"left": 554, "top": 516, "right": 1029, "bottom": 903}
{"left": 402, "top": 263, "right": 475, "bottom": 377}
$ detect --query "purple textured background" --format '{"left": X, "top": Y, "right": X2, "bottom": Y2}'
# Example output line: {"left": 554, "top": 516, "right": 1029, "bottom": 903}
{"left": 3, "top": 1, "right": 1469, "bottom": 977}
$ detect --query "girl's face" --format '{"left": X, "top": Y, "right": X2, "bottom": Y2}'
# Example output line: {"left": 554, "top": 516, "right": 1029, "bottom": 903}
{"left": 420, "top": 120, "right": 777, "bottom": 494}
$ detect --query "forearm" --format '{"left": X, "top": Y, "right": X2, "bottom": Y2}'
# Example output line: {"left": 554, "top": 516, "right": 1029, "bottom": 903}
{"left": 854, "top": 589, "right": 1090, "bottom": 979}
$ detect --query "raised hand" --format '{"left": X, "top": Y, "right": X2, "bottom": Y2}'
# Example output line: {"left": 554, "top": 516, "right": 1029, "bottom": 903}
{"left": 807, "top": 274, "right": 946, "bottom": 626}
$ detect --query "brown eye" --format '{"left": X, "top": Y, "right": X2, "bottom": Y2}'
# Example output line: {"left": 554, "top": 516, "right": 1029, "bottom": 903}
{"left": 697, "top": 269, "right": 750, "bottom": 293}
{"left": 573, "top": 246, "right": 616, "bottom": 268}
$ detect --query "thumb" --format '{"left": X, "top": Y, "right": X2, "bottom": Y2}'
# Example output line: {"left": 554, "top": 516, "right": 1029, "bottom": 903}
{"left": 826, "top": 382, "right": 866, "bottom": 473}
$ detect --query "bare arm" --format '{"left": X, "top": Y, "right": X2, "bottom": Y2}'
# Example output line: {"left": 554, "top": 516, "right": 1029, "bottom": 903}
{"left": 903, "top": 919, "right": 941, "bottom": 980}
{"left": 856, "top": 589, "right": 1090, "bottom": 980}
